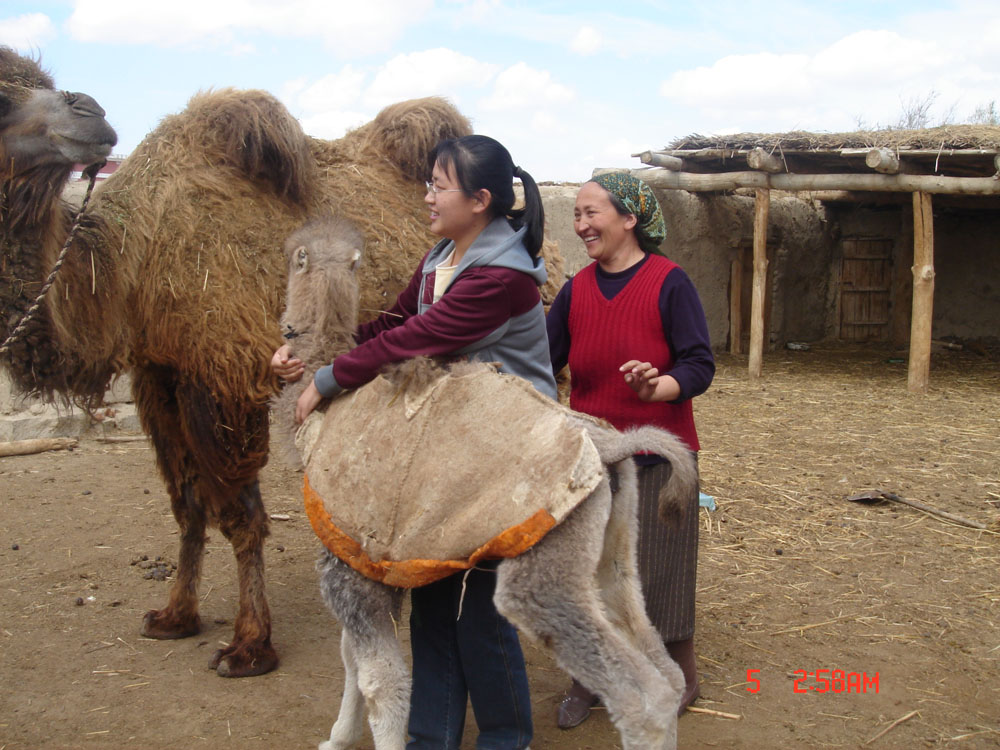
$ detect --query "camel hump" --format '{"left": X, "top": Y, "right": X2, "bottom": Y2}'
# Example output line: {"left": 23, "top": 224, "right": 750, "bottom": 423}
{"left": 353, "top": 97, "right": 473, "bottom": 182}
{"left": 183, "top": 88, "right": 316, "bottom": 204}
{"left": 0, "top": 46, "right": 55, "bottom": 109}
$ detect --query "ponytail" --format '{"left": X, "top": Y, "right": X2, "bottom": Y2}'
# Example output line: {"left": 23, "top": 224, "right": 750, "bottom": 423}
{"left": 430, "top": 136, "right": 545, "bottom": 259}
{"left": 509, "top": 166, "right": 544, "bottom": 259}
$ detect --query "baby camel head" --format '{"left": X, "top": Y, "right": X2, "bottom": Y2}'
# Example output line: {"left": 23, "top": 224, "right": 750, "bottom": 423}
{"left": 281, "top": 217, "right": 363, "bottom": 349}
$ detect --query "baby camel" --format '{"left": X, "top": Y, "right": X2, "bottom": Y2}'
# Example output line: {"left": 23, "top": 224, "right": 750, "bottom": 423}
{"left": 273, "top": 217, "right": 697, "bottom": 750}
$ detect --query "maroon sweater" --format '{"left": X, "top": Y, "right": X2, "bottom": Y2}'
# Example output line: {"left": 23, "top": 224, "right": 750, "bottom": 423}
{"left": 566, "top": 255, "right": 701, "bottom": 452}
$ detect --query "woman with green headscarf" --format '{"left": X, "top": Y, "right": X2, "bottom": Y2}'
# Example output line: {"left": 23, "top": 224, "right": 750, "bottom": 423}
{"left": 547, "top": 171, "right": 714, "bottom": 728}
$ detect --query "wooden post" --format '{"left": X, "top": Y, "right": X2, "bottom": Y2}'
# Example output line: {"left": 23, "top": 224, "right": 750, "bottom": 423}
{"left": 729, "top": 257, "right": 743, "bottom": 353}
{"left": 908, "top": 191, "right": 935, "bottom": 393}
{"left": 748, "top": 189, "right": 770, "bottom": 380}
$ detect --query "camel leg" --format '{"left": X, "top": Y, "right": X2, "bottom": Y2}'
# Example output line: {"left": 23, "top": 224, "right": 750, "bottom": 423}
{"left": 318, "top": 552, "right": 409, "bottom": 750}
{"left": 210, "top": 479, "right": 278, "bottom": 677}
{"left": 495, "top": 478, "right": 679, "bottom": 750}
{"left": 596, "top": 461, "right": 685, "bottom": 695}
{"left": 141, "top": 480, "right": 205, "bottom": 638}
{"left": 134, "top": 367, "right": 205, "bottom": 640}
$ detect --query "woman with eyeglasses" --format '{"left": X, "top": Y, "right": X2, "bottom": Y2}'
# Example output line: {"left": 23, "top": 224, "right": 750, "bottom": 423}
{"left": 271, "top": 134, "right": 550, "bottom": 750}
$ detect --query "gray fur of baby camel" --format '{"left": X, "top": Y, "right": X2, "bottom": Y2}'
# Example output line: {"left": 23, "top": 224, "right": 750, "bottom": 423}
{"left": 272, "top": 217, "right": 696, "bottom": 750}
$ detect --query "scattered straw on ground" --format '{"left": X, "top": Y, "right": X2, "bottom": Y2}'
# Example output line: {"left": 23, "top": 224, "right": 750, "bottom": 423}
{"left": 691, "top": 343, "right": 999, "bottom": 746}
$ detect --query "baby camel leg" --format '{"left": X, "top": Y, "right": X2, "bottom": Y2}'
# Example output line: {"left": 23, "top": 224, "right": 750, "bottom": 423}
{"left": 495, "top": 479, "right": 679, "bottom": 750}
{"left": 317, "top": 552, "right": 409, "bottom": 750}
{"left": 322, "top": 629, "right": 364, "bottom": 750}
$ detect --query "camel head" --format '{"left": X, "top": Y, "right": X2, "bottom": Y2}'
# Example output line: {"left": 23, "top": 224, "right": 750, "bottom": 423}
{"left": 0, "top": 47, "right": 121, "bottom": 405}
{"left": 0, "top": 46, "right": 117, "bottom": 186}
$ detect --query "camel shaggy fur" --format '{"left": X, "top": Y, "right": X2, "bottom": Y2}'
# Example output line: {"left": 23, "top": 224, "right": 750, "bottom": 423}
{"left": 0, "top": 47, "right": 567, "bottom": 678}
{"left": 274, "top": 219, "right": 697, "bottom": 750}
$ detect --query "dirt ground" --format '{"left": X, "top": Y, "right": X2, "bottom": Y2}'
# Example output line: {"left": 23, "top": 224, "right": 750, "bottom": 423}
{"left": 2, "top": 344, "right": 998, "bottom": 750}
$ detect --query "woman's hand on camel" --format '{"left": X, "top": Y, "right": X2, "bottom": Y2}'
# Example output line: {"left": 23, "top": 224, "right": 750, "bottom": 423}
{"left": 620, "top": 360, "right": 681, "bottom": 402}
{"left": 271, "top": 344, "right": 305, "bottom": 382}
{"left": 295, "top": 380, "right": 324, "bottom": 424}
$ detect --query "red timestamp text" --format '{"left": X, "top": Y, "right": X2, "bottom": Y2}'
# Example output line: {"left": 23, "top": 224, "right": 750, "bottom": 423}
{"left": 746, "top": 668, "right": 879, "bottom": 694}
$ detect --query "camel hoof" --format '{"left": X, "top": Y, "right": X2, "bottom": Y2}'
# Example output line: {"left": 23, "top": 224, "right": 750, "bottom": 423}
{"left": 211, "top": 643, "right": 278, "bottom": 678}
{"left": 141, "top": 609, "right": 201, "bottom": 640}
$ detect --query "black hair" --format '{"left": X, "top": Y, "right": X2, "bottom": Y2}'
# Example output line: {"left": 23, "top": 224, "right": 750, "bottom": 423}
{"left": 429, "top": 135, "right": 545, "bottom": 258}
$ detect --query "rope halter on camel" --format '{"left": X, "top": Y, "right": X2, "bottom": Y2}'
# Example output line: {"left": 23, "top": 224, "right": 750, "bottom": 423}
{"left": 0, "top": 163, "right": 102, "bottom": 356}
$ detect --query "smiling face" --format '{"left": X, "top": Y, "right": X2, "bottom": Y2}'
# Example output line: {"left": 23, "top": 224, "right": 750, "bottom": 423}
{"left": 573, "top": 181, "right": 642, "bottom": 271}
{"left": 424, "top": 158, "right": 490, "bottom": 255}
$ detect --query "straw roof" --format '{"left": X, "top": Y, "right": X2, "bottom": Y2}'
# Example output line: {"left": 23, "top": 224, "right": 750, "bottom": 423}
{"left": 660, "top": 124, "right": 1000, "bottom": 178}
{"left": 669, "top": 124, "right": 1000, "bottom": 152}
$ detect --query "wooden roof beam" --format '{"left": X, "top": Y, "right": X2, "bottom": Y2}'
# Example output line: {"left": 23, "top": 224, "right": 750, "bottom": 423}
{"left": 626, "top": 167, "right": 1000, "bottom": 195}
{"left": 747, "top": 147, "right": 785, "bottom": 173}
{"left": 866, "top": 147, "right": 900, "bottom": 174}
{"left": 634, "top": 150, "right": 684, "bottom": 171}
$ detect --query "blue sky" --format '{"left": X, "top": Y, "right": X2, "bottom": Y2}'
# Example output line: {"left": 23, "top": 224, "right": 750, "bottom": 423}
{"left": 4, "top": 1, "right": 999, "bottom": 181}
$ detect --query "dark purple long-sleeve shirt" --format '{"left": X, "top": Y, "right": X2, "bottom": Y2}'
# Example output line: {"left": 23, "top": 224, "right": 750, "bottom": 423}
{"left": 547, "top": 255, "right": 715, "bottom": 402}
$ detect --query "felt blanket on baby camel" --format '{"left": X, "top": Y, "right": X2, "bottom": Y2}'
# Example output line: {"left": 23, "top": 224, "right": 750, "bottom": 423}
{"left": 297, "top": 360, "right": 605, "bottom": 588}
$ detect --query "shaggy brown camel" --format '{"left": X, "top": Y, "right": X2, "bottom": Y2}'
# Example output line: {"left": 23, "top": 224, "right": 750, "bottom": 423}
{"left": 0, "top": 47, "right": 565, "bottom": 678}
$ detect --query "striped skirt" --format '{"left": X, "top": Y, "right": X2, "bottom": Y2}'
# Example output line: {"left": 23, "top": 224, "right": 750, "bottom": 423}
{"left": 634, "top": 460, "right": 700, "bottom": 643}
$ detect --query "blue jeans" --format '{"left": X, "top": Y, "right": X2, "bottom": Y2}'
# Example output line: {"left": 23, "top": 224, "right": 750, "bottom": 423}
{"left": 406, "top": 561, "right": 533, "bottom": 750}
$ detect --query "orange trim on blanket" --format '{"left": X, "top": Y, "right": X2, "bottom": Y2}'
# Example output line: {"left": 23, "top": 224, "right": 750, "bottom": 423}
{"left": 303, "top": 474, "right": 557, "bottom": 588}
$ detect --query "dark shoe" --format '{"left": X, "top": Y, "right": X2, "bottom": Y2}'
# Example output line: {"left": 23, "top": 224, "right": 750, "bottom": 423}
{"left": 666, "top": 637, "right": 701, "bottom": 716}
{"left": 677, "top": 678, "right": 701, "bottom": 716}
{"left": 556, "top": 680, "right": 599, "bottom": 729}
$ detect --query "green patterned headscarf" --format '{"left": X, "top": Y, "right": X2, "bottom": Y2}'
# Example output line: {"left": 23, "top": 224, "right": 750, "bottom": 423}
{"left": 590, "top": 172, "right": 666, "bottom": 254}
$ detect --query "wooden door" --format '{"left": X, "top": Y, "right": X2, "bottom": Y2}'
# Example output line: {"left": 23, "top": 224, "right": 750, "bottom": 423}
{"left": 839, "top": 238, "right": 893, "bottom": 341}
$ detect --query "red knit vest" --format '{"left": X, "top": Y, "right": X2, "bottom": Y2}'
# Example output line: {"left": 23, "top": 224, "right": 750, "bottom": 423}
{"left": 568, "top": 255, "right": 700, "bottom": 452}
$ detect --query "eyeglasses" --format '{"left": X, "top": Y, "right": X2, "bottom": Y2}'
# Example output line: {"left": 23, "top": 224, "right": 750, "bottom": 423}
{"left": 425, "top": 181, "right": 462, "bottom": 195}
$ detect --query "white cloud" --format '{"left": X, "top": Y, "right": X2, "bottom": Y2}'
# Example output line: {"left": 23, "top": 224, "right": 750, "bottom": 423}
{"left": 570, "top": 26, "right": 603, "bottom": 56}
{"left": 661, "top": 52, "right": 812, "bottom": 104}
{"left": 0, "top": 13, "right": 57, "bottom": 49}
{"left": 65, "top": 0, "right": 431, "bottom": 56}
{"left": 364, "top": 48, "right": 499, "bottom": 109}
{"left": 299, "top": 108, "right": 371, "bottom": 140}
{"left": 479, "top": 62, "right": 574, "bottom": 111}
{"left": 529, "top": 110, "right": 568, "bottom": 136}
{"left": 282, "top": 66, "right": 370, "bottom": 139}
{"left": 659, "top": 27, "right": 1000, "bottom": 132}
{"left": 443, "top": 0, "right": 503, "bottom": 23}
{"left": 290, "top": 66, "right": 368, "bottom": 113}
{"left": 810, "top": 30, "right": 947, "bottom": 81}
{"left": 602, "top": 137, "right": 645, "bottom": 160}
{"left": 280, "top": 50, "right": 498, "bottom": 140}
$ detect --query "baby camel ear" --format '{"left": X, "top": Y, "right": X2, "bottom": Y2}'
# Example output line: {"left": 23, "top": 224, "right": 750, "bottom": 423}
{"left": 293, "top": 245, "right": 309, "bottom": 274}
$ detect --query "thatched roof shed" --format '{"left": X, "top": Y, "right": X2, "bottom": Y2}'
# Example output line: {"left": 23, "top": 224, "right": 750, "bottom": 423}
{"left": 615, "top": 125, "right": 1000, "bottom": 392}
